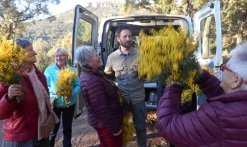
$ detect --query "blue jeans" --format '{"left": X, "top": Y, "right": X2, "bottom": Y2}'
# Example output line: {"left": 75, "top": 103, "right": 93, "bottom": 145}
{"left": 49, "top": 104, "right": 75, "bottom": 147}
{"left": 131, "top": 101, "right": 147, "bottom": 147}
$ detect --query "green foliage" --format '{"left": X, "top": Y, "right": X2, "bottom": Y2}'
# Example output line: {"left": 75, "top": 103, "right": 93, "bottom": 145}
{"left": 36, "top": 54, "right": 53, "bottom": 72}
{"left": 0, "top": 0, "right": 60, "bottom": 39}
{"left": 124, "top": 0, "right": 177, "bottom": 14}
{"left": 221, "top": 0, "right": 247, "bottom": 47}
{"left": 32, "top": 38, "right": 52, "bottom": 72}
{"left": 124, "top": 0, "right": 247, "bottom": 51}
{"left": 155, "top": 0, "right": 177, "bottom": 14}
{"left": 76, "top": 20, "right": 92, "bottom": 47}
{"left": 124, "top": 0, "right": 208, "bottom": 17}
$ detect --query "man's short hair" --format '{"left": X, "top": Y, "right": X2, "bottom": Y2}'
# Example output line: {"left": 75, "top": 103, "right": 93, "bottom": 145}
{"left": 116, "top": 24, "right": 131, "bottom": 37}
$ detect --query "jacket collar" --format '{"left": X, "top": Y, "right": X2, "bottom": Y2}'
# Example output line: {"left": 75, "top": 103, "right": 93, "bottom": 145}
{"left": 54, "top": 62, "right": 69, "bottom": 70}
{"left": 82, "top": 65, "right": 113, "bottom": 81}
{"left": 115, "top": 47, "right": 136, "bottom": 56}
{"left": 208, "top": 90, "right": 247, "bottom": 103}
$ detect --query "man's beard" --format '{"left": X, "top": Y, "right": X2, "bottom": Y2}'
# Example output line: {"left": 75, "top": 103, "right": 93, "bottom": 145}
{"left": 119, "top": 40, "right": 131, "bottom": 49}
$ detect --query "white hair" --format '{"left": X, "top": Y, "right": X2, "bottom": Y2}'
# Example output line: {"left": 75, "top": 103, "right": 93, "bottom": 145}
{"left": 54, "top": 47, "right": 68, "bottom": 56}
{"left": 227, "top": 42, "right": 247, "bottom": 90}
{"left": 75, "top": 46, "right": 95, "bottom": 66}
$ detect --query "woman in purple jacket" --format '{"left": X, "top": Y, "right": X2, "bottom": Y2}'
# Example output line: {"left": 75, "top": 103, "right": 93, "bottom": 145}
{"left": 157, "top": 43, "right": 247, "bottom": 147}
{"left": 75, "top": 46, "right": 123, "bottom": 147}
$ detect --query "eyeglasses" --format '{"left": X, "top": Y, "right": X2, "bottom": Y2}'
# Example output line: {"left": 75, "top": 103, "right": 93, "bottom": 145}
{"left": 220, "top": 64, "right": 233, "bottom": 72}
{"left": 220, "top": 64, "right": 247, "bottom": 85}
{"left": 55, "top": 55, "right": 66, "bottom": 58}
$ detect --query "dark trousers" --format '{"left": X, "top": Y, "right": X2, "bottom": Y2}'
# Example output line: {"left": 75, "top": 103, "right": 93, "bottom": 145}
{"left": 49, "top": 104, "right": 75, "bottom": 147}
{"left": 132, "top": 101, "right": 147, "bottom": 147}
{"left": 157, "top": 85, "right": 166, "bottom": 105}
{"left": 35, "top": 138, "right": 50, "bottom": 147}
{"left": 95, "top": 128, "right": 122, "bottom": 147}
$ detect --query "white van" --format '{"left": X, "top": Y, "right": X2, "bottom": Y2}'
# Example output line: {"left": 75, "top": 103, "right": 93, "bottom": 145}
{"left": 72, "top": 0, "right": 222, "bottom": 110}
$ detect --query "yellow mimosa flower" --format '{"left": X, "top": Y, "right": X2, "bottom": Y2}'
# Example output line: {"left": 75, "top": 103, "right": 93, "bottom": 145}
{"left": 56, "top": 67, "right": 78, "bottom": 107}
{"left": 135, "top": 24, "right": 201, "bottom": 97}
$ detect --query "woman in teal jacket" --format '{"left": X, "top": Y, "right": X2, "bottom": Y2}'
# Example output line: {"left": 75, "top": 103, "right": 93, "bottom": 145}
{"left": 44, "top": 47, "right": 81, "bottom": 147}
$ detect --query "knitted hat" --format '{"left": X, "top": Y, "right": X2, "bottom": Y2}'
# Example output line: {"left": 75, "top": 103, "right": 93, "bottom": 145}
{"left": 16, "top": 38, "right": 31, "bottom": 48}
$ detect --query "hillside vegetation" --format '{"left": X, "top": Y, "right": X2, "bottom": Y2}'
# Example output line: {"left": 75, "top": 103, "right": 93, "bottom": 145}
{"left": 22, "top": 1, "right": 153, "bottom": 72}
{"left": 24, "top": 2, "right": 121, "bottom": 45}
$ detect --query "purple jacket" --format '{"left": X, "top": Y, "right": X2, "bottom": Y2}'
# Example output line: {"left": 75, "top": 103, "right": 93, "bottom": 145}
{"left": 157, "top": 70, "right": 247, "bottom": 147}
{"left": 80, "top": 67, "right": 123, "bottom": 134}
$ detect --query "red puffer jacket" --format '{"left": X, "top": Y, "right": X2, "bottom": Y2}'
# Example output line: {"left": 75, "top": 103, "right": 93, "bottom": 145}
{"left": 0, "top": 66, "right": 49, "bottom": 141}
{"left": 80, "top": 67, "right": 123, "bottom": 134}
{"left": 157, "top": 70, "right": 247, "bottom": 147}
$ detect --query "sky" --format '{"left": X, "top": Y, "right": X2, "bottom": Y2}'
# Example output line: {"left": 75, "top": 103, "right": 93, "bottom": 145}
{"left": 49, "top": 0, "right": 113, "bottom": 15}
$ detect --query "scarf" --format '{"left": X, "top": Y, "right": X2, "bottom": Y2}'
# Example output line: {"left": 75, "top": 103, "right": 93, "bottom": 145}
{"left": 26, "top": 66, "right": 59, "bottom": 140}
{"left": 82, "top": 65, "right": 134, "bottom": 145}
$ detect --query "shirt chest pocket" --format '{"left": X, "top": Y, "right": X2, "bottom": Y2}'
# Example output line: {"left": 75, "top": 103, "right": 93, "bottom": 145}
{"left": 114, "top": 66, "right": 124, "bottom": 76}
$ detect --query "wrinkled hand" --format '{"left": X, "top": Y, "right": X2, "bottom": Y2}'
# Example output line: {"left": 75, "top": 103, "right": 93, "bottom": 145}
{"left": 66, "top": 93, "right": 72, "bottom": 99}
{"left": 56, "top": 91, "right": 60, "bottom": 95}
{"left": 8, "top": 84, "right": 23, "bottom": 101}
{"left": 113, "top": 129, "right": 122, "bottom": 136}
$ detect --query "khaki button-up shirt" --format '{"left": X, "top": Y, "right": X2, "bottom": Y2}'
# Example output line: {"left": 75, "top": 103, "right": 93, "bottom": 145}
{"left": 104, "top": 47, "right": 145, "bottom": 104}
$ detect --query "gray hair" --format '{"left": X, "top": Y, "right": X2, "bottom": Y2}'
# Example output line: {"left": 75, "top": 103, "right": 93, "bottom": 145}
{"left": 54, "top": 47, "right": 68, "bottom": 56}
{"left": 75, "top": 46, "right": 95, "bottom": 66}
{"left": 227, "top": 42, "right": 247, "bottom": 90}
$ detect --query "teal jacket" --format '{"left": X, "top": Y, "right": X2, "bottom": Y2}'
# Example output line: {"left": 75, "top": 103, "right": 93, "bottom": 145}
{"left": 44, "top": 63, "right": 81, "bottom": 108}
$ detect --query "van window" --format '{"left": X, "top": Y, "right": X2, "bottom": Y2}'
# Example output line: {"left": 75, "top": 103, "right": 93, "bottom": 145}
{"left": 106, "top": 25, "right": 182, "bottom": 54}
{"left": 200, "top": 15, "right": 216, "bottom": 60}
{"left": 76, "top": 19, "right": 92, "bottom": 47}
{"left": 107, "top": 30, "right": 113, "bottom": 54}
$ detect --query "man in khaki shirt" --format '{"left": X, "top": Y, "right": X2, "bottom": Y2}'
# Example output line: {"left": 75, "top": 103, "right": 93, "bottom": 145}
{"left": 105, "top": 24, "right": 147, "bottom": 147}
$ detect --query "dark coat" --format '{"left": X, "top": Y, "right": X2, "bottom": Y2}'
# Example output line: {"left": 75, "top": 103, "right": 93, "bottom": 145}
{"left": 0, "top": 65, "right": 49, "bottom": 141}
{"left": 80, "top": 68, "right": 123, "bottom": 134}
{"left": 157, "top": 70, "right": 247, "bottom": 147}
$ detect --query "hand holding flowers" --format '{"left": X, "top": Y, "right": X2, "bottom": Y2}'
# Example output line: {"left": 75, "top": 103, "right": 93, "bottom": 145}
{"left": 0, "top": 37, "right": 27, "bottom": 107}
{"left": 7, "top": 84, "right": 23, "bottom": 102}
{"left": 56, "top": 67, "right": 78, "bottom": 107}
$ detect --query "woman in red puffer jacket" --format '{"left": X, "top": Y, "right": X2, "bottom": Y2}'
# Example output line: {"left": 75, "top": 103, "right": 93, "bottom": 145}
{"left": 0, "top": 38, "right": 59, "bottom": 147}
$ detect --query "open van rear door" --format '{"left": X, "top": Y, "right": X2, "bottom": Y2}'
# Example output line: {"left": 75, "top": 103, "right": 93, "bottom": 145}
{"left": 72, "top": 5, "right": 98, "bottom": 64}
{"left": 193, "top": 0, "right": 222, "bottom": 107}
{"left": 72, "top": 5, "right": 98, "bottom": 117}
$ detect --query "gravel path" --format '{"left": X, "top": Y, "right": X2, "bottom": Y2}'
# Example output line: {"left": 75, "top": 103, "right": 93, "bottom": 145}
{"left": 0, "top": 111, "right": 167, "bottom": 147}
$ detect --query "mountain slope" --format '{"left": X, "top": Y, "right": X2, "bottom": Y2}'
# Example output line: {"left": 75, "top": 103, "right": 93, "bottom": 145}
{"left": 24, "top": 2, "right": 121, "bottom": 44}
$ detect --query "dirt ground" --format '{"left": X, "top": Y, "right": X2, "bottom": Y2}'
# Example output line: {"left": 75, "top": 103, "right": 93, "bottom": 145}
{"left": 145, "top": 121, "right": 168, "bottom": 147}
{"left": 0, "top": 110, "right": 168, "bottom": 147}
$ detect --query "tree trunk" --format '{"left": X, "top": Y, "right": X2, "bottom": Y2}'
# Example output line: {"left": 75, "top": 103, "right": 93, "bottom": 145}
{"left": 202, "top": 16, "right": 212, "bottom": 58}
{"left": 186, "top": 0, "right": 193, "bottom": 18}
{"left": 236, "top": 22, "right": 244, "bottom": 46}
{"left": 4, "top": 23, "right": 13, "bottom": 40}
